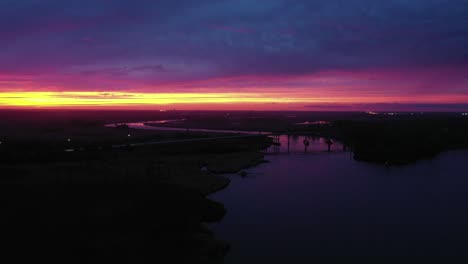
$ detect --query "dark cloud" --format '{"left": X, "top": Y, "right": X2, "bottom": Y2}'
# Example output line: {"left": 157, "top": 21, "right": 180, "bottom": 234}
{"left": 0, "top": 0, "right": 467, "bottom": 90}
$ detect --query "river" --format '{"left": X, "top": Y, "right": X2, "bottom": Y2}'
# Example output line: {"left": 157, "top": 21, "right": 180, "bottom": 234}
{"left": 106, "top": 122, "right": 468, "bottom": 260}
{"left": 210, "top": 135, "right": 468, "bottom": 262}
{"left": 105, "top": 120, "right": 271, "bottom": 135}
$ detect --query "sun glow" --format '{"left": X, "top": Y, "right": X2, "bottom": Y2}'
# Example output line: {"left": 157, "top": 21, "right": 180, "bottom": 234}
{"left": 0, "top": 91, "right": 314, "bottom": 108}
{"left": 1, "top": 91, "right": 467, "bottom": 110}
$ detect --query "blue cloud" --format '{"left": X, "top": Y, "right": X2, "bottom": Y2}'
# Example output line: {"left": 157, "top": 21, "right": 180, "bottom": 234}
{"left": 0, "top": 0, "right": 467, "bottom": 83}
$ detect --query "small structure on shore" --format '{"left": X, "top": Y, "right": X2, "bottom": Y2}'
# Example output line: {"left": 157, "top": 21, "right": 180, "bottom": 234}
{"left": 200, "top": 164, "right": 210, "bottom": 175}
{"left": 303, "top": 138, "right": 310, "bottom": 153}
{"left": 325, "top": 138, "right": 333, "bottom": 152}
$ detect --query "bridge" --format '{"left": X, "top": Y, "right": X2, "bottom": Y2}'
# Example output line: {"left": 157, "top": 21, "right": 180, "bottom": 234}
{"left": 264, "top": 134, "right": 348, "bottom": 155}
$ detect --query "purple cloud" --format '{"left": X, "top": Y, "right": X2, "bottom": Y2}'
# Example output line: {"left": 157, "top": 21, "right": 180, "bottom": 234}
{"left": 0, "top": 0, "right": 467, "bottom": 103}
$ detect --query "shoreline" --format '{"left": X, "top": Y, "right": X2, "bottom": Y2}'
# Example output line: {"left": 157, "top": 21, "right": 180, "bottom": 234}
{"left": 203, "top": 152, "right": 268, "bottom": 196}
{"left": 0, "top": 126, "right": 272, "bottom": 263}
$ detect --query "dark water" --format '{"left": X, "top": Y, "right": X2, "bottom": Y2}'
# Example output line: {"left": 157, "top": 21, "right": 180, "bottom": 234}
{"left": 211, "top": 136, "right": 468, "bottom": 262}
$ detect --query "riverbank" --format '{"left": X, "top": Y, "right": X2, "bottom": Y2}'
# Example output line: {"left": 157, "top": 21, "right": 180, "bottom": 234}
{"left": 0, "top": 122, "right": 271, "bottom": 263}
{"left": 287, "top": 117, "right": 468, "bottom": 165}
{"left": 330, "top": 119, "right": 468, "bottom": 165}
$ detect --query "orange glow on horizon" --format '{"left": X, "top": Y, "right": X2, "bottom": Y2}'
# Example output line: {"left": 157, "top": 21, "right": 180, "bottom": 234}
{"left": 0, "top": 91, "right": 311, "bottom": 106}
{"left": 0, "top": 91, "right": 467, "bottom": 110}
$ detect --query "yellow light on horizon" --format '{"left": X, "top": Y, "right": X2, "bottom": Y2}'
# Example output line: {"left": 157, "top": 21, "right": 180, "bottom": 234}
{"left": 0, "top": 91, "right": 326, "bottom": 108}
{"left": 1, "top": 91, "right": 467, "bottom": 110}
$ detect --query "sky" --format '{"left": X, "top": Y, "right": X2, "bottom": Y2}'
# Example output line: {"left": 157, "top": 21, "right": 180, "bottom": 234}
{"left": 0, "top": 0, "right": 467, "bottom": 111}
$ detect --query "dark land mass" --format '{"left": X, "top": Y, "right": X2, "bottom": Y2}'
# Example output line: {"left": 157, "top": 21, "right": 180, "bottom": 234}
{"left": 1, "top": 110, "right": 468, "bottom": 262}
{"left": 138, "top": 110, "right": 468, "bottom": 165}
{"left": 0, "top": 110, "right": 271, "bottom": 263}
{"left": 94, "top": 109, "right": 468, "bottom": 165}
{"left": 332, "top": 118, "right": 468, "bottom": 165}
{"left": 283, "top": 113, "right": 468, "bottom": 165}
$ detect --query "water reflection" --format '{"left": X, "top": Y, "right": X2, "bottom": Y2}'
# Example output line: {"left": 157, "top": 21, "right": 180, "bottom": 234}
{"left": 211, "top": 149, "right": 468, "bottom": 262}
{"left": 264, "top": 135, "right": 345, "bottom": 154}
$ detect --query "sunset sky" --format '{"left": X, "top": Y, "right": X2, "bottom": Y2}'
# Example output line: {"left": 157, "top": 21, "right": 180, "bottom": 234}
{"left": 1, "top": 0, "right": 467, "bottom": 111}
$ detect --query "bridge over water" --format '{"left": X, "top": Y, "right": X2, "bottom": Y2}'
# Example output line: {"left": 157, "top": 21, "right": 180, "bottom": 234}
{"left": 264, "top": 134, "right": 348, "bottom": 154}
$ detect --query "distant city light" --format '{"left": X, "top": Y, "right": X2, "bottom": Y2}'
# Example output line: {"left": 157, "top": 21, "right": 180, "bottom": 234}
{"left": 366, "top": 111, "right": 378, "bottom": 115}
{"left": 67, "top": 138, "right": 71, "bottom": 142}
{"left": 462, "top": 113, "right": 468, "bottom": 116}
{"left": 128, "top": 134, "right": 131, "bottom": 137}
